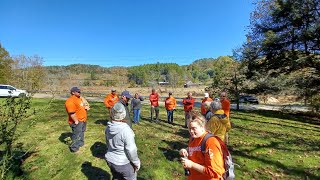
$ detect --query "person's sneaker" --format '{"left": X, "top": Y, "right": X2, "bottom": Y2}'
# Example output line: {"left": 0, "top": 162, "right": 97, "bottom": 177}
{"left": 155, "top": 119, "right": 160, "bottom": 123}
{"left": 70, "top": 148, "right": 80, "bottom": 154}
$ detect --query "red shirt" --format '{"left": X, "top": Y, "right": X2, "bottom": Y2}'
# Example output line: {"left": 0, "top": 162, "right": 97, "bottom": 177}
{"left": 183, "top": 97, "right": 195, "bottom": 112}
{"left": 149, "top": 93, "right": 159, "bottom": 107}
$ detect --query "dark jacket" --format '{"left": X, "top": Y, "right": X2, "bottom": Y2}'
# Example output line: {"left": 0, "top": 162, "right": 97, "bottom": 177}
{"left": 131, "top": 96, "right": 144, "bottom": 110}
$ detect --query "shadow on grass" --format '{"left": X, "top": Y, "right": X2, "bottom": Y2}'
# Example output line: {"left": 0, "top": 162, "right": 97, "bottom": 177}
{"left": 81, "top": 161, "right": 110, "bottom": 180}
{"left": 175, "top": 128, "right": 190, "bottom": 139}
{"left": 95, "top": 119, "right": 108, "bottom": 126}
{"left": 232, "top": 149, "right": 319, "bottom": 179}
{"left": 237, "top": 109, "right": 320, "bottom": 126}
{"left": 0, "top": 149, "right": 35, "bottom": 178}
{"left": 139, "top": 116, "right": 186, "bottom": 129}
{"left": 158, "top": 140, "right": 187, "bottom": 161}
{"left": 235, "top": 115, "right": 320, "bottom": 133}
{"left": 58, "top": 132, "right": 72, "bottom": 144}
{"left": 90, "top": 142, "right": 107, "bottom": 159}
{"left": 234, "top": 123, "right": 320, "bottom": 152}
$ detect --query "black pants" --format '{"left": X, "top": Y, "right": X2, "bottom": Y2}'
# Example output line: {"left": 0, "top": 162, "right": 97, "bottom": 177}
{"left": 69, "top": 121, "right": 86, "bottom": 152}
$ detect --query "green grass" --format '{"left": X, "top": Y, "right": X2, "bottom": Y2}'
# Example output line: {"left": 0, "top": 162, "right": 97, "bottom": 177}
{"left": 5, "top": 98, "right": 320, "bottom": 179}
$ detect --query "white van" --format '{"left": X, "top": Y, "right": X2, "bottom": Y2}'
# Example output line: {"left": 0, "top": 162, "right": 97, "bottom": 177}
{"left": 0, "top": 85, "right": 28, "bottom": 97}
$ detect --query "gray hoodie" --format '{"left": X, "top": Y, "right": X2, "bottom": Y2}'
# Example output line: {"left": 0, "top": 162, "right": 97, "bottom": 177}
{"left": 105, "top": 121, "right": 140, "bottom": 169}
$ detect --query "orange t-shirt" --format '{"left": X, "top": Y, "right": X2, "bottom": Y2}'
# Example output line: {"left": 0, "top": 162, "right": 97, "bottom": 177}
{"left": 104, "top": 93, "right": 119, "bottom": 109}
{"left": 220, "top": 99, "right": 230, "bottom": 118}
{"left": 65, "top": 95, "right": 87, "bottom": 125}
{"left": 165, "top": 96, "right": 176, "bottom": 110}
{"left": 201, "top": 97, "right": 213, "bottom": 115}
{"left": 187, "top": 133, "right": 225, "bottom": 180}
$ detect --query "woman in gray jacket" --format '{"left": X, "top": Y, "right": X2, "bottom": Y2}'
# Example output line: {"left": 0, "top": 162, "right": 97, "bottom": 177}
{"left": 131, "top": 93, "right": 144, "bottom": 124}
{"left": 105, "top": 103, "right": 141, "bottom": 180}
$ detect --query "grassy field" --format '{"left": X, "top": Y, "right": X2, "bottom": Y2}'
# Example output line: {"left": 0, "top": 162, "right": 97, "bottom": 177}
{"left": 5, "top": 98, "right": 320, "bottom": 179}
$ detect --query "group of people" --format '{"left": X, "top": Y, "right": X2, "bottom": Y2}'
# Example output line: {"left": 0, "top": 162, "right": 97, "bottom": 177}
{"left": 65, "top": 86, "right": 232, "bottom": 179}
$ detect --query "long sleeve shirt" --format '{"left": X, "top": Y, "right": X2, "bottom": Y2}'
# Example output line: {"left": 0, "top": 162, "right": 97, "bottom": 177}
{"left": 183, "top": 97, "right": 195, "bottom": 112}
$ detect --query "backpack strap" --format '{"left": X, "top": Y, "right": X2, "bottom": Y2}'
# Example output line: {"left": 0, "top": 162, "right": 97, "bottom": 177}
{"left": 200, "top": 134, "right": 235, "bottom": 180}
{"left": 201, "top": 133, "right": 229, "bottom": 157}
{"left": 200, "top": 134, "right": 230, "bottom": 171}
{"left": 200, "top": 133, "right": 215, "bottom": 153}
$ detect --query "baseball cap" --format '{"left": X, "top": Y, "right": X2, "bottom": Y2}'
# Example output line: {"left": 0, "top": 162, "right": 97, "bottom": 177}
{"left": 204, "top": 93, "right": 209, "bottom": 98}
{"left": 121, "top": 90, "right": 133, "bottom": 98}
{"left": 111, "top": 103, "right": 126, "bottom": 120}
{"left": 70, "top": 87, "right": 81, "bottom": 93}
{"left": 111, "top": 89, "right": 116, "bottom": 92}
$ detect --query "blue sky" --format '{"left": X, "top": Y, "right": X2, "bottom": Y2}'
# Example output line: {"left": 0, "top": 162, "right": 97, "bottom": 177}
{"left": 0, "top": 0, "right": 253, "bottom": 67}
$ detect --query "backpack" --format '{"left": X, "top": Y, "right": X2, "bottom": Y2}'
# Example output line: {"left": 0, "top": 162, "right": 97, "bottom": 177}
{"left": 201, "top": 133, "right": 235, "bottom": 180}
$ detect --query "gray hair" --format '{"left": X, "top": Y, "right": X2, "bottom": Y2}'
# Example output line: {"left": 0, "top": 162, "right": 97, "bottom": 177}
{"left": 204, "top": 101, "right": 212, "bottom": 111}
{"left": 210, "top": 100, "right": 222, "bottom": 111}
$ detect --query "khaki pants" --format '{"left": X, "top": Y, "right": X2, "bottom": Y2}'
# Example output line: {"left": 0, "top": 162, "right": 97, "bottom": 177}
{"left": 184, "top": 111, "right": 191, "bottom": 127}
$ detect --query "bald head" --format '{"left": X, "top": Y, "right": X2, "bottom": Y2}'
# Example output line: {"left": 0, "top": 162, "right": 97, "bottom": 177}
{"left": 220, "top": 92, "right": 227, "bottom": 100}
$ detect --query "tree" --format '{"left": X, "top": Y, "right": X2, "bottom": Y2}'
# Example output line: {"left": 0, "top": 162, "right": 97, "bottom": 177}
{"left": 205, "top": 56, "right": 239, "bottom": 98}
{"left": 11, "top": 55, "right": 46, "bottom": 93}
{"left": 0, "top": 44, "right": 13, "bottom": 84}
{"left": 240, "top": 0, "right": 320, "bottom": 104}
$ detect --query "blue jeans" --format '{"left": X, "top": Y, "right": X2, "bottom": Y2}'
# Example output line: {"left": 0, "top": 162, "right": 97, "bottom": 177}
{"left": 133, "top": 109, "right": 140, "bottom": 123}
{"left": 167, "top": 110, "right": 174, "bottom": 123}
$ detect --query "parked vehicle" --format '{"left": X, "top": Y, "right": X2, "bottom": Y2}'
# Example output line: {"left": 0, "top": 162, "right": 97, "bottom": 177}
{"left": 0, "top": 85, "right": 28, "bottom": 98}
{"left": 239, "top": 95, "right": 259, "bottom": 104}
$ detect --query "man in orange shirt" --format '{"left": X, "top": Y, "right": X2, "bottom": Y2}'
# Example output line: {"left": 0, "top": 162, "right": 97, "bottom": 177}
{"left": 182, "top": 92, "right": 195, "bottom": 128}
{"left": 149, "top": 89, "right": 159, "bottom": 122}
{"left": 65, "top": 87, "right": 87, "bottom": 153}
{"left": 165, "top": 92, "right": 176, "bottom": 124}
{"left": 220, "top": 92, "right": 230, "bottom": 118}
{"left": 220, "top": 91, "right": 231, "bottom": 144}
{"left": 201, "top": 93, "right": 213, "bottom": 116}
{"left": 104, "top": 89, "right": 119, "bottom": 120}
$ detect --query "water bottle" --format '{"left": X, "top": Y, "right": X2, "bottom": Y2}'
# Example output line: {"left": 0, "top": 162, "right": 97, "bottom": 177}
{"left": 183, "top": 156, "right": 190, "bottom": 176}
{"left": 184, "top": 168, "right": 190, "bottom": 176}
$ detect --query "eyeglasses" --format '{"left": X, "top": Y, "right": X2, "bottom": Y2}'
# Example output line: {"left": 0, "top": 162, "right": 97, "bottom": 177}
{"left": 220, "top": 96, "right": 225, "bottom": 97}
{"left": 76, "top": 91, "right": 81, "bottom": 93}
